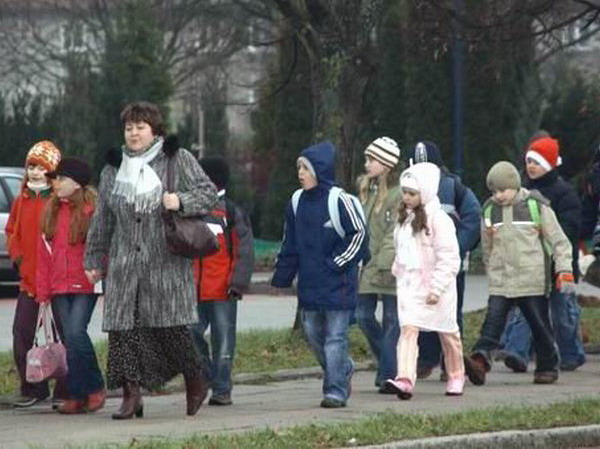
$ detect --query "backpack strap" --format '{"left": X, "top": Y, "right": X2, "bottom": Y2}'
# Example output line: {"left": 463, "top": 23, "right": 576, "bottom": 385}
{"left": 483, "top": 203, "right": 493, "bottom": 228}
{"left": 527, "top": 198, "right": 541, "bottom": 227}
{"left": 224, "top": 198, "right": 237, "bottom": 260}
{"left": 328, "top": 186, "right": 345, "bottom": 238}
{"left": 526, "top": 197, "right": 553, "bottom": 255}
{"left": 291, "top": 189, "right": 302, "bottom": 215}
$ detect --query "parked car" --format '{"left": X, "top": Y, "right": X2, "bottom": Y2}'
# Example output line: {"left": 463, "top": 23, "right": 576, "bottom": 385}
{"left": 0, "top": 167, "right": 25, "bottom": 287}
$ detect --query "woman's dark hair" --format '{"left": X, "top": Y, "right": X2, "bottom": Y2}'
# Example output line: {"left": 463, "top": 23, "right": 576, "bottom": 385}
{"left": 398, "top": 201, "right": 429, "bottom": 235}
{"left": 120, "top": 101, "right": 166, "bottom": 136}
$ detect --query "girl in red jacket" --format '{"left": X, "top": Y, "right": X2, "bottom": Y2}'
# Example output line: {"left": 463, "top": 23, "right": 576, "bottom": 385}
{"left": 36, "top": 158, "right": 105, "bottom": 414}
{"left": 5, "top": 140, "right": 68, "bottom": 408}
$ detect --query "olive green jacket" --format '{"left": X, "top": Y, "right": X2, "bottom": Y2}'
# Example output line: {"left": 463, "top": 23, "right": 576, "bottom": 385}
{"left": 482, "top": 188, "right": 572, "bottom": 298}
{"left": 359, "top": 184, "right": 401, "bottom": 295}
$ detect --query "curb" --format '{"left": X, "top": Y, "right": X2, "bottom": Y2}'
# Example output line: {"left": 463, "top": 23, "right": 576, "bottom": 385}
{"left": 342, "top": 424, "right": 600, "bottom": 449}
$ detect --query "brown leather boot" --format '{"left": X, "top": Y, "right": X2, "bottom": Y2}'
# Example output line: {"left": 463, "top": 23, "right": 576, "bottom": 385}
{"left": 185, "top": 372, "right": 209, "bottom": 416}
{"left": 111, "top": 382, "right": 143, "bottom": 420}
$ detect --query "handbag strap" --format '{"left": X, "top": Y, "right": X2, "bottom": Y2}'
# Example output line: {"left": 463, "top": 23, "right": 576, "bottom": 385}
{"left": 33, "top": 304, "right": 62, "bottom": 347}
{"left": 166, "top": 152, "right": 177, "bottom": 193}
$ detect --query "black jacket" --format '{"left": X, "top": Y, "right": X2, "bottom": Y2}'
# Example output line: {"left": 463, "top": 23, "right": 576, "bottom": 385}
{"left": 525, "top": 169, "right": 581, "bottom": 278}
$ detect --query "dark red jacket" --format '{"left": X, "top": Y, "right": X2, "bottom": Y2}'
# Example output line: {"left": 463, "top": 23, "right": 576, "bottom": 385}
{"left": 194, "top": 195, "right": 254, "bottom": 301}
{"left": 36, "top": 200, "right": 96, "bottom": 302}
{"left": 5, "top": 186, "right": 53, "bottom": 297}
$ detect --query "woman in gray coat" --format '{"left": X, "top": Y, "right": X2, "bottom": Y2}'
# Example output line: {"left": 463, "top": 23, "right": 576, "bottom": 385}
{"left": 84, "top": 101, "right": 217, "bottom": 419}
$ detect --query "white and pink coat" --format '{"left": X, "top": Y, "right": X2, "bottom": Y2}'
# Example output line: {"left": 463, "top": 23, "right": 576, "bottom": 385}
{"left": 392, "top": 162, "right": 461, "bottom": 333}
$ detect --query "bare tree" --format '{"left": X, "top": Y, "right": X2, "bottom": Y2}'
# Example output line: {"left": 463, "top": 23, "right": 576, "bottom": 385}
{"left": 0, "top": 0, "right": 252, "bottom": 95}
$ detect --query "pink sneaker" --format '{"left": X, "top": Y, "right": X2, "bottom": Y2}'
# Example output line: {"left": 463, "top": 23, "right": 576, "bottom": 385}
{"left": 385, "top": 378, "right": 413, "bottom": 400}
{"left": 445, "top": 376, "right": 465, "bottom": 396}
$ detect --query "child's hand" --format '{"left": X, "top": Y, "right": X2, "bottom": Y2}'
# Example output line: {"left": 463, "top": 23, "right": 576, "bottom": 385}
{"left": 376, "top": 270, "right": 396, "bottom": 286}
{"left": 425, "top": 293, "right": 440, "bottom": 305}
{"left": 556, "top": 272, "right": 576, "bottom": 294}
{"left": 85, "top": 269, "right": 103, "bottom": 285}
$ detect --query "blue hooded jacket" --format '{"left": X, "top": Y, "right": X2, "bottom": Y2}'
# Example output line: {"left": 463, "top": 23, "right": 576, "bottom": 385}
{"left": 408, "top": 141, "right": 481, "bottom": 262}
{"left": 271, "top": 141, "right": 366, "bottom": 310}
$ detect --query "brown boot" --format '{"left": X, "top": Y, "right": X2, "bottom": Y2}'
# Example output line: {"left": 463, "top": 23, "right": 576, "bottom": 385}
{"left": 111, "top": 382, "right": 143, "bottom": 420}
{"left": 185, "top": 372, "right": 209, "bottom": 416}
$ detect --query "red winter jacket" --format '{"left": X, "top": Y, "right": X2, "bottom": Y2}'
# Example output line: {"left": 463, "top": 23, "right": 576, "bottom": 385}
{"left": 5, "top": 186, "right": 53, "bottom": 297}
{"left": 36, "top": 200, "right": 95, "bottom": 302}
{"left": 193, "top": 195, "right": 254, "bottom": 301}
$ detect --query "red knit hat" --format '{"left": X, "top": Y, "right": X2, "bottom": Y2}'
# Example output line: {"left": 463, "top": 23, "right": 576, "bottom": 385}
{"left": 526, "top": 137, "right": 561, "bottom": 171}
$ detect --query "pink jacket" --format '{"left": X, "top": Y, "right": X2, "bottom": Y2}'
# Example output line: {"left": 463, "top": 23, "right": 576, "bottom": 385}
{"left": 36, "top": 201, "right": 95, "bottom": 302}
{"left": 392, "top": 163, "right": 460, "bottom": 332}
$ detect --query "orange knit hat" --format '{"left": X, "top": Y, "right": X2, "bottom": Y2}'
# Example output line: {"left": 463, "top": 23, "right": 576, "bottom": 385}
{"left": 25, "top": 140, "right": 62, "bottom": 172}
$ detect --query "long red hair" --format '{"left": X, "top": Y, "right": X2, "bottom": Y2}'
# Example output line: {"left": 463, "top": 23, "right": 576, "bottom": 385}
{"left": 41, "top": 187, "right": 97, "bottom": 245}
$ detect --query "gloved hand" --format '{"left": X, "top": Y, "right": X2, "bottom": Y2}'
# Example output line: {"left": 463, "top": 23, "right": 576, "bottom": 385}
{"left": 556, "top": 272, "right": 576, "bottom": 294}
{"left": 12, "top": 256, "right": 22, "bottom": 276}
{"left": 228, "top": 288, "right": 242, "bottom": 300}
{"left": 375, "top": 270, "right": 396, "bottom": 287}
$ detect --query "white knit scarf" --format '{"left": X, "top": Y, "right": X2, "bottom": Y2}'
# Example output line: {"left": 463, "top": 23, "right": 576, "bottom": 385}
{"left": 112, "top": 137, "right": 163, "bottom": 213}
{"left": 395, "top": 213, "right": 421, "bottom": 270}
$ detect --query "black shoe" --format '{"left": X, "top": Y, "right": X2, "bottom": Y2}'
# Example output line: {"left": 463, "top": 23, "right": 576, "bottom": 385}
{"left": 504, "top": 354, "right": 527, "bottom": 373}
{"left": 560, "top": 361, "right": 584, "bottom": 372}
{"left": 378, "top": 382, "right": 398, "bottom": 394}
{"left": 320, "top": 397, "right": 346, "bottom": 408}
{"left": 208, "top": 394, "right": 233, "bottom": 406}
{"left": 416, "top": 366, "right": 434, "bottom": 380}
{"left": 13, "top": 396, "right": 45, "bottom": 408}
{"left": 533, "top": 371, "right": 558, "bottom": 384}
{"left": 464, "top": 355, "right": 487, "bottom": 386}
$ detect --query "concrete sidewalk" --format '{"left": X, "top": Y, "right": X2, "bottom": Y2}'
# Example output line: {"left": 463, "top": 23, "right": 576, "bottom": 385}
{"left": 1, "top": 355, "right": 599, "bottom": 449}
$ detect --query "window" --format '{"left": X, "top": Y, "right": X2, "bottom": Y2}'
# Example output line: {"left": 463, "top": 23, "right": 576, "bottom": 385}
{"left": 0, "top": 186, "right": 8, "bottom": 213}
{"left": 3, "top": 176, "right": 23, "bottom": 200}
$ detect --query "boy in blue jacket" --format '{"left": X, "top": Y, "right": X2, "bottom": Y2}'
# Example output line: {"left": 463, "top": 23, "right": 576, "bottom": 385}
{"left": 271, "top": 141, "right": 367, "bottom": 408}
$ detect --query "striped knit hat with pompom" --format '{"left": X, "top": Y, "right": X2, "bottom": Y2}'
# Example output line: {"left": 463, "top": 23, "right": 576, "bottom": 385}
{"left": 365, "top": 137, "right": 401, "bottom": 169}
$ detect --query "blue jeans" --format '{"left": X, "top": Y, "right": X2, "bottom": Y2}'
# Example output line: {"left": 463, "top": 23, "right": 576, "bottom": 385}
{"left": 302, "top": 309, "right": 354, "bottom": 402}
{"left": 472, "top": 295, "right": 558, "bottom": 373}
{"left": 190, "top": 300, "right": 237, "bottom": 397}
{"left": 502, "top": 290, "right": 586, "bottom": 369}
{"left": 53, "top": 294, "right": 104, "bottom": 400}
{"left": 356, "top": 293, "right": 399, "bottom": 385}
{"left": 418, "top": 271, "right": 465, "bottom": 369}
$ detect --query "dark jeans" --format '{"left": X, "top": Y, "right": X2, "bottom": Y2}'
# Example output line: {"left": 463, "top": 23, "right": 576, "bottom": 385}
{"left": 501, "top": 289, "right": 586, "bottom": 369}
{"left": 54, "top": 294, "right": 104, "bottom": 400}
{"left": 356, "top": 293, "right": 399, "bottom": 385}
{"left": 418, "top": 271, "right": 465, "bottom": 369}
{"left": 190, "top": 300, "right": 237, "bottom": 397}
{"left": 12, "top": 291, "right": 69, "bottom": 399}
{"left": 472, "top": 295, "right": 559, "bottom": 373}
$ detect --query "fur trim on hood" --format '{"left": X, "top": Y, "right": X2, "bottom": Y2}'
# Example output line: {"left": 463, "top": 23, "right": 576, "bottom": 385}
{"left": 105, "top": 135, "right": 180, "bottom": 167}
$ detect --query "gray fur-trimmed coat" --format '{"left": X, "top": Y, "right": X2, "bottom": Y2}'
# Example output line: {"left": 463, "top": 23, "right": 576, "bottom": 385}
{"left": 84, "top": 138, "right": 217, "bottom": 331}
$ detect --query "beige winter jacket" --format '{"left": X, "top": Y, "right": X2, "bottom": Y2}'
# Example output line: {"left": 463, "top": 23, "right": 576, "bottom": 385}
{"left": 482, "top": 188, "right": 572, "bottom": 298}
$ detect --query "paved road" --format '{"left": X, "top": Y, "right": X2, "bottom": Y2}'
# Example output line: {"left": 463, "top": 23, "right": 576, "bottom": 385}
{"left": 0, "top": 354, "right": 599, "bottom": 449}
{"left": 0, "top": 274, "right": 491, "bottom": 352}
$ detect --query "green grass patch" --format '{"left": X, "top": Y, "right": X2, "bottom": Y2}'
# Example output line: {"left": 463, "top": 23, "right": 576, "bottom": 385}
{"left": 102, "top": 398, "right": 600, "bottom": 449}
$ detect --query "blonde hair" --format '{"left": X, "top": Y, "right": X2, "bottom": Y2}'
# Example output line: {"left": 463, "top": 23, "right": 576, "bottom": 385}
{"left": 358, "top": 164, "right": 400, "bottom": 213}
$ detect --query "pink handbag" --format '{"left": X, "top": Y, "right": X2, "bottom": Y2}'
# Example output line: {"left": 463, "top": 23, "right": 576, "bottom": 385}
{"left": 26, "top": 304, "right": 68, "bottom": 383}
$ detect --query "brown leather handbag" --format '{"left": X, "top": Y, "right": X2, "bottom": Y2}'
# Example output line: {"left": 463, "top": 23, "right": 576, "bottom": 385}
{"left": 162, "top": 153, "right": 219, "bottom": 259}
